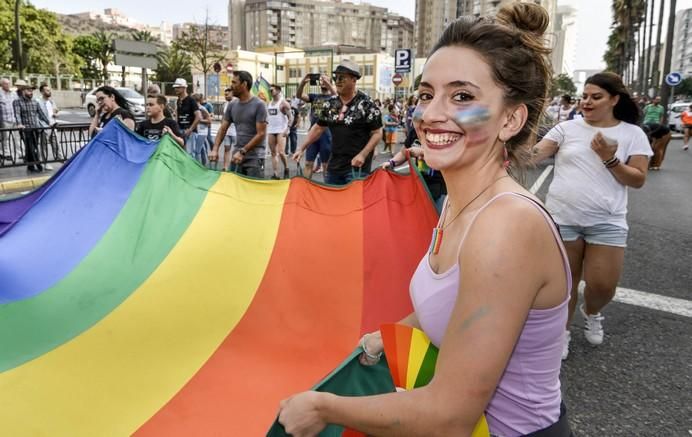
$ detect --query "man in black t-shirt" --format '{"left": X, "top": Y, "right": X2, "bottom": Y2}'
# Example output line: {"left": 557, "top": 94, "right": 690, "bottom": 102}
{"left": 293, "top": 60, "right": 383, "bottom": 185}
{"left": 172, "top": 78, "right": 201, "bottom": 153}
{"left": 136, "top": 95, "right": 184, "bottom": 147}
{"left": 295, "top": 73, "right": 335, "bottom": 179}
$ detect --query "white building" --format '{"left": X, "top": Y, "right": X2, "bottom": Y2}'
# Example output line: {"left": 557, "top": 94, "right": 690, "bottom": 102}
{"left": 671, "top": 8, "right": 692, "bottom": 77}
{"left": 551, "top": 5, "right": 577, "bottom": 76}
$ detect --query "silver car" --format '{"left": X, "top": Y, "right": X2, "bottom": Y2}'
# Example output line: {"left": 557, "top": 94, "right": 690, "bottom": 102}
{"left": 83, "top": 87, "right": 146, "bottom": 119}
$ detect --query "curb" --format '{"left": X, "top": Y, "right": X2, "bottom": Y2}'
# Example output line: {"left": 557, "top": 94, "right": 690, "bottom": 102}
{"left": 0, "top": 176, "right": 50, "bottom": 195}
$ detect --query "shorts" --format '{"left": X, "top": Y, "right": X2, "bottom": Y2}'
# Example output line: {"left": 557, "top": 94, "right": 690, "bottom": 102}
{"left": 306, "top": 131, "right": 332, "bottom": 163}
{"left": 558, "top": 223, "right": 628, "bottom": 248}
{"left": 385, "top": 131, "right": 397, "bottom": 144}
{"left": 229, "top": 158, "right": 263, "bottom": 178}
{"left": 223, "top": 135, "right": 236, "bottom": 147}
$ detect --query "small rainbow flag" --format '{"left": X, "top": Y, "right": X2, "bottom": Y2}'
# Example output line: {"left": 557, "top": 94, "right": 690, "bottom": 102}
{"left": 381, "top": 324, "right": 490, "bottom": 437}
{"left": 252, "top": 74, "right": 272, "bottom": 102}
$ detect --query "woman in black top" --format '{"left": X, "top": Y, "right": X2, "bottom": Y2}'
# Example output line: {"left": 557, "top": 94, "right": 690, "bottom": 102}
{"left": 88, "top": 86, "right": 135, "bottom": 137}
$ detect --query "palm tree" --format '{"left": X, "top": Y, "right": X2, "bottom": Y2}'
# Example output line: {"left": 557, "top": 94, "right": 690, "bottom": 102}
{"left": 92, "top": 30, "right": 114, "bottom": 82}
{"left": 153, "top": 44, "right": 192, "bottom": 94}
{"left": 604, "top": 0, "right": 647, "bottom": 85}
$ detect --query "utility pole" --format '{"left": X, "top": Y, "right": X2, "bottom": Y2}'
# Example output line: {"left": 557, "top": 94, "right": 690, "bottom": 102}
{"left": 646, "top": 0, "right": 655, "bottom": 95}
{"left": 659, "top": 0, "right": 677, "bottom": 122}
{"left": 651, "top": 0, "right": 666, "bottom": 96}
{"left": 14, "top": 0, "right": 24, "bottom": 79}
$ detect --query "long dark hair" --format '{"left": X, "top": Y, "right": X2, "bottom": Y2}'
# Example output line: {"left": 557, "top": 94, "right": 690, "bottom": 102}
{"left": 584, "top": 72, "right": 640, "bottom": 124}
{"left": 429, "top": 2, "right": 552, "bottom": 168}
{"left": 95, "top": 85, "right": 132, "bottom": 112}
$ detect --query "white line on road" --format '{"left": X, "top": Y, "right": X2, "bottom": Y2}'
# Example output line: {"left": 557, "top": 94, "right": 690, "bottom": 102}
{"left": 529, "top": 165, "right": 553, "bottom": 194}
{"left": 578, "top": 281, "right": 692, "bottom": 318}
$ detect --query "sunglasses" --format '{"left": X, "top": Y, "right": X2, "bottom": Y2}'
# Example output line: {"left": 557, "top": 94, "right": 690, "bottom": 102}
{"left": 332, "top": 74, "right": 351, "bottom": 83}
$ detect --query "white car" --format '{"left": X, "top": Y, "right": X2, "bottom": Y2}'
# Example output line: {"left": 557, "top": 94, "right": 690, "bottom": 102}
{"left": 668, "top": 102, "right": 692, "bottom": 132}
{"left": 83, "top": 87, "right": 146, "bottom": 119}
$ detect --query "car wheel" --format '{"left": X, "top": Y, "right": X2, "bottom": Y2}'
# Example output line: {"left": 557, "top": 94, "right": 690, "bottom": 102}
{"left": 87, "top": 104, "right": 95, "bottom": 117}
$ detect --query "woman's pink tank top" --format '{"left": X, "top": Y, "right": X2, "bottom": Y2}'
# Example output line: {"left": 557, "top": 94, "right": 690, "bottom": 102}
{"left": 409, "top": 192, "right": 571, "bottom": 437}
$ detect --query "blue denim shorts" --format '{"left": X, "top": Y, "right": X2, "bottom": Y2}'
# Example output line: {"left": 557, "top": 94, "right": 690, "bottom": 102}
{"left": 558, "top": 223, "right": 628, "bottom": 248}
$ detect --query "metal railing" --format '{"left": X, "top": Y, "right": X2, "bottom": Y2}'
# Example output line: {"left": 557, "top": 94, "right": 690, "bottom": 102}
{"left": 0, "top": 123, "right": 91, "bottom": 168}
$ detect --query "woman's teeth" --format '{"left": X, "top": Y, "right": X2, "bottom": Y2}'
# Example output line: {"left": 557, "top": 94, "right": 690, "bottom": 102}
{"left": 425, "top": 132, "right": 461, "bottom": 145}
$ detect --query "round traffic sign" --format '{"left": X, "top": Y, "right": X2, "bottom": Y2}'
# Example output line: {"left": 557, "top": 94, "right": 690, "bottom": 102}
{"left": 226, "top": 63, "right": 234, "bottom": 73}
{"left": 392, "top": 73, "right": 403, "bottom": 86}
{"left": 665, "top": 72, "right": 682, "bottom": 87}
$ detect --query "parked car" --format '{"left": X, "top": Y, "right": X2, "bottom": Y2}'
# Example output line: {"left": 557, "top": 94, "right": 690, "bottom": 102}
{"left": 668, "top": 101, "right": 692, "bottom": 132}
{"left": 83, "top": 87, "right": 146, "bottom": 119}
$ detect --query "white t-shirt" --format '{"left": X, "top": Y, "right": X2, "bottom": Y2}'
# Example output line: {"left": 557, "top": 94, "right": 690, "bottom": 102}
{"left": 557, "top": 105, "right": 572, "bottom": 122}
{"left": 544, "top": 118, "right": 652, "bottom": 230}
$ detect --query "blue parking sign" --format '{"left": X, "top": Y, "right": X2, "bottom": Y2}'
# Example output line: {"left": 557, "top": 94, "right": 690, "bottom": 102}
{"left": 395, "top": 49, "right": 412, "bottom": 73}
{"left": 665, "top": 72, "right": 682, "bottom": 87}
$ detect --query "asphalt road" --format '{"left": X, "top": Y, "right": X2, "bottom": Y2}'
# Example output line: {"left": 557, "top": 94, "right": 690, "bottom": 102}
{"left": 3, "top": 109, "right": 691, "bottom": 435}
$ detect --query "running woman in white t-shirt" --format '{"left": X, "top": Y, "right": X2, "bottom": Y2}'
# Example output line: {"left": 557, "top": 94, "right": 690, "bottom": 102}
{"left": 267, "top": 84, "right": 293, "bottom": 179}
{"left": 532, "top": 72, "right": 652, "bottom": 360}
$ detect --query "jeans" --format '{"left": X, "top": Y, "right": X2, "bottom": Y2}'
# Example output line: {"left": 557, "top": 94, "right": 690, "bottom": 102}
{"left": 558, "top": 223, "right": 628, "bottom": 247}
{"left": 229, "top": 158, "right": 263, "bottom": 178}
{"left": 324, "top": 167, "right": 369, "bottom": 185}
{"left": 286, "top": 128, "right": 298, "bottom": 155}
{"left": 186, "top": 132, "right": 208, "bottom": 165}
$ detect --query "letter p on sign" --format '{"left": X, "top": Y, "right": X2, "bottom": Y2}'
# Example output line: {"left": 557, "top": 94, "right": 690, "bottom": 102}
{"left": 395, "top": 49, "right": 412, "bottom": 73}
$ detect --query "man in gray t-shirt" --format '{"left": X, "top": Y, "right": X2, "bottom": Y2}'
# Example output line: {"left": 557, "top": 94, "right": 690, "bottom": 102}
{"left": 210, "top": 70, "right": 268, "bottom": 177}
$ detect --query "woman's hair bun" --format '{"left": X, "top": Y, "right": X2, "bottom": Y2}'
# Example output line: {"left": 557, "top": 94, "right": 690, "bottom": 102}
{"left": 496, "top": 2, "right": 550, "bottom": 37}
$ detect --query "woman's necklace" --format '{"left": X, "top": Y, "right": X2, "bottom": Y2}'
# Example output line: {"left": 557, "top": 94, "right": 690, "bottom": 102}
{"left": 429, "top": 174, "right": 509, "bottom": 255}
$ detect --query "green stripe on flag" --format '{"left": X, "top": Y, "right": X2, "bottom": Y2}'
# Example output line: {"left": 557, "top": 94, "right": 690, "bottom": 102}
{"left": 0, "top": 138, "right": 219, "bottom": 372}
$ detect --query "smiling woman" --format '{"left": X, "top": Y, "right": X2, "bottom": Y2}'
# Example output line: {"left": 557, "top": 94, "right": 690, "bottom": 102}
{"left": 277, "top": 3, "right": 576, "bottom": 437}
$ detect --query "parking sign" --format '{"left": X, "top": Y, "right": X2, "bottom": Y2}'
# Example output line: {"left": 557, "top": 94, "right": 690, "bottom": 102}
{"left": 395, "top": 49, "right": 412, "bottom": 73}
{"left": 665, "top": 72, "right": 682, "bottom": 87}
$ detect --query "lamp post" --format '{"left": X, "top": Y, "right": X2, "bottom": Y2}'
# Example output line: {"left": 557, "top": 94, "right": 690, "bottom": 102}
{"left": 14, "top": 0, "right": 24, "bottom": 79}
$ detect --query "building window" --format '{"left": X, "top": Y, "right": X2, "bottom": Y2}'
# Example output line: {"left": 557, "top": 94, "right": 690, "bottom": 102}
{"left": 364, "top": 65, "right": 374, "bottom": 76}
{"left": 289, "top": 67, "right": 302, "bottom": 78}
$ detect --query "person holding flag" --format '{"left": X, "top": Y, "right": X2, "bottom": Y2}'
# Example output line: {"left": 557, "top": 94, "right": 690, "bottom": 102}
{"left": 210, "top": 71, "right": 268, "bottom": 178}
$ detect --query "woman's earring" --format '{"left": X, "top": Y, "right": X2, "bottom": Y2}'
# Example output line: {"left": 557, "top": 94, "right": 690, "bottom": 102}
{"left": 503, "top": 142, "right": 511, "bottom": 169}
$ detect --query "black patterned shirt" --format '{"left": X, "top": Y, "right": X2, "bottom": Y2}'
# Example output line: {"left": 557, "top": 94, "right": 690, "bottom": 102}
{"left": 13, "top": 96, "right": 49, "bottom": 128}
{"left": 316, "top": 90, "right": 382, "bottom": 175}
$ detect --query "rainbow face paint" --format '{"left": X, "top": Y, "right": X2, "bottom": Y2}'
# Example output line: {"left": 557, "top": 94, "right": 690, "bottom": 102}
{"left": 412, "top": 105, "right": 425, "bottom": 123}
{"left": 453, "top": 105, "right": 491, "bottom": 128}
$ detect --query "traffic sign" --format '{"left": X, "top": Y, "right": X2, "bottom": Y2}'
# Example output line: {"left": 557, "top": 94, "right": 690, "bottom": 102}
{"left": 213, "top": 62, "right": 222, "bottom": 73}
{"left": 665, "top": 72, "right": 682, "bottom": 87}
{"left": 392, "top": 73, "right": 403, "bottom": 86}
{"left": 226, "top": 63, "right": 234, "bottom": 73}
{"left": 394, "top": 49, "right": 412, "bottom": 73}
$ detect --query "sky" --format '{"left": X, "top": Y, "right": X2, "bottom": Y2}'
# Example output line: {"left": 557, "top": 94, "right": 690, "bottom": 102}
{"left": 29, "top": 0, "right": 692, "bottom": 71}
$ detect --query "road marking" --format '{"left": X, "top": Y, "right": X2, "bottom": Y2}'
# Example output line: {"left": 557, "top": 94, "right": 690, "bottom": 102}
{"left": 578, "top": 281, "right": 692, "bottom": 318}
{"left": 529, "top": 165, "right": 553, "bottom": 194}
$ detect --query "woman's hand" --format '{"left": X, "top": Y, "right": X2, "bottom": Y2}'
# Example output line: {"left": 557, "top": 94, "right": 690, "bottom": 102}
{"left": 591, "top": 132, "right": 618, "bottom": 161}
{"left": 278, "top": 391, "right": 328, "bottom": 437}
{"left": 359, "top": 331, "right": 383, "bottom": 366}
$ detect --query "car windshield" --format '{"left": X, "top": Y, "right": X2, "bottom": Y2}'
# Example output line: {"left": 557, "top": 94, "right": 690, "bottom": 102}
{"left": 118, "top": 88, "right": 143, "bottom": 99}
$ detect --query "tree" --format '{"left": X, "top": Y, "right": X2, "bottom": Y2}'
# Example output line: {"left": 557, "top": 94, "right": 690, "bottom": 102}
{"left": 603, "top": 0, "right": 647, "bottom": 83}
{"left": 92, "top": 29, "right": 115, "bottom": 81}
{"left": 676, "top": 77, "right": 692, "bottom": 99}
{"left": 0, "top": 0, "right": 80, "bottom": 76}
{"left": 551, "top": 74, "right": 577, "bottom": 97}
{"left": 73, "top": 34, "right": 103, "bottom": 79}
{"left": 153, "top": 44, "right": 192, "bottom": 94}
{"left": 174, "top": 13, "right": 225, "bottom": 95}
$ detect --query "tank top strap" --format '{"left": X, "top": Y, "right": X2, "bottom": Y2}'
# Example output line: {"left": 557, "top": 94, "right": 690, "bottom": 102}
{"left": 454, "top": 193, "right": 571, "bottom": 294}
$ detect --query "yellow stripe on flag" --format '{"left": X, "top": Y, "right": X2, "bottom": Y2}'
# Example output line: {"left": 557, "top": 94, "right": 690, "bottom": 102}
{"left": 0, "top": 175, "right": 290, "bottom": 436}
{"left": 405, "top": 328, "right": 430, "bottom": 390}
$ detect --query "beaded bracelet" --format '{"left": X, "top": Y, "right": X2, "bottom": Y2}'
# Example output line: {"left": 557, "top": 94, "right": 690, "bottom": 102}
{"left": 389, "top": 159, "right": 397, "bottom": 169}
{"left": 360, "top": 333, "right": 383, "bottom": 360}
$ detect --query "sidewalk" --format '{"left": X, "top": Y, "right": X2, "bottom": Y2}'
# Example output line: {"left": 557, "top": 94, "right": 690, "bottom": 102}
{"left": 0, "top": 165, "right": 61, "bottom": 196}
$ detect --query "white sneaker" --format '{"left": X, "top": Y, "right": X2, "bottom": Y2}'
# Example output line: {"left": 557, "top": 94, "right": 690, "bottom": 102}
{"left": 562, "top": 330, "right": 571, "bottom": 361}
{"left": 683, "top": 144, "right": 689, "bottom": 151}
{"left": 580, "top": 304, "right": 604, "bottom": 345}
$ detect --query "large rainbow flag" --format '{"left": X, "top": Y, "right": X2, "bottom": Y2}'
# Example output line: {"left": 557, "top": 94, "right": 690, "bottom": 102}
{"left": 0, "top": 121, "right": 438, "bottom": 435}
